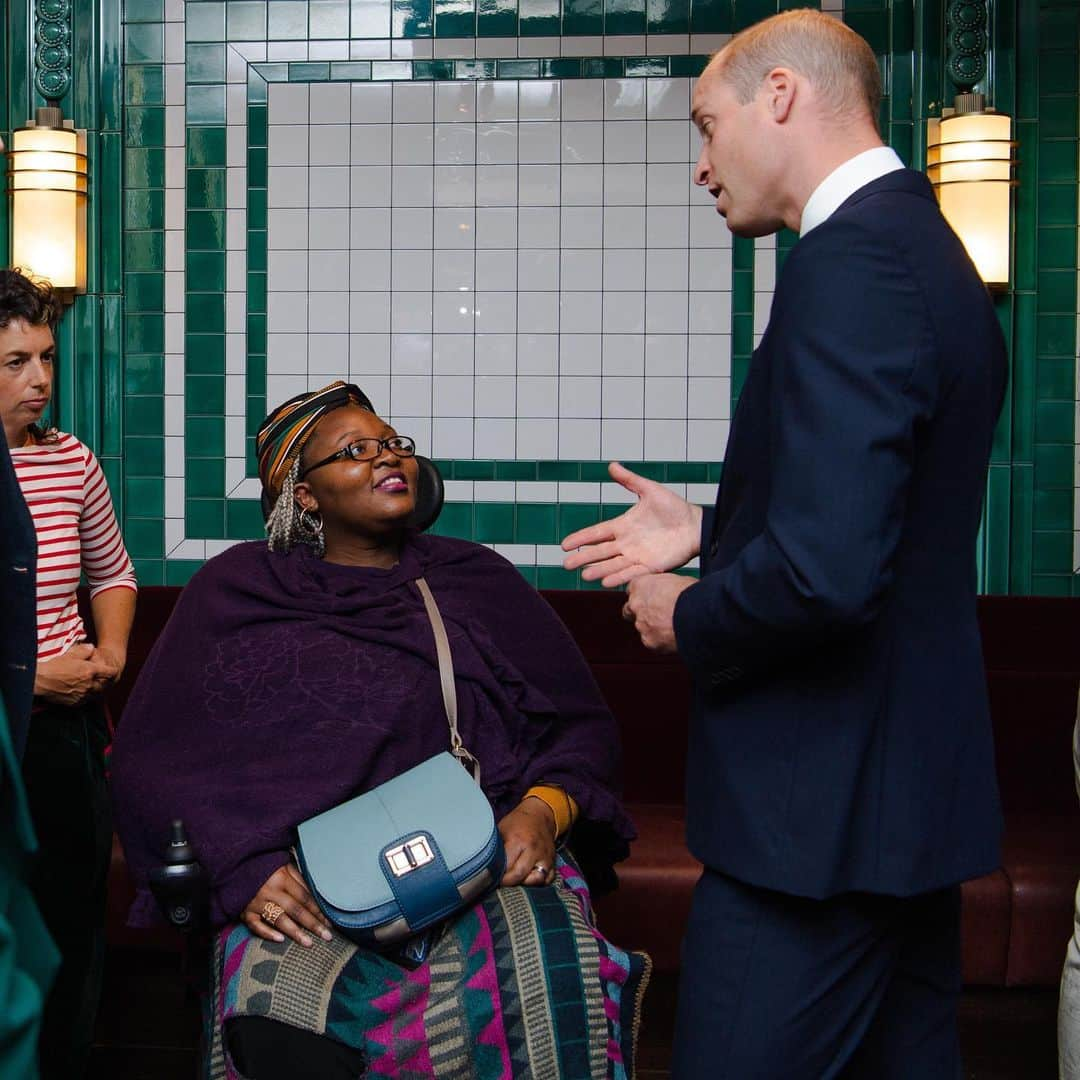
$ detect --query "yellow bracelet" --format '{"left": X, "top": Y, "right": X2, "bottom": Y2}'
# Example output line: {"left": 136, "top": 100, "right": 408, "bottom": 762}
{"left": 524, "top": 785, "right": 579, "bottom": 841}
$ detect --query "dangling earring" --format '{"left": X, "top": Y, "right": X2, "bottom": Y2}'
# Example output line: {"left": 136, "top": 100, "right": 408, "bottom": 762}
{"left": 298, "top": 507, "right": 324, "bottom": 538}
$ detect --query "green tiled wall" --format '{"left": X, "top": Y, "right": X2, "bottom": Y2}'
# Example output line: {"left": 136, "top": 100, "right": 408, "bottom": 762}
{"left": 1, "top": 0, "right": 1077, "bottom": 591}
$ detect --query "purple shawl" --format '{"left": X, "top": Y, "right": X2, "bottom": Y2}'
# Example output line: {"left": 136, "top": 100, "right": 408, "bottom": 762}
{"left": 110, "top": 534, "right": 634, "bottom": 927}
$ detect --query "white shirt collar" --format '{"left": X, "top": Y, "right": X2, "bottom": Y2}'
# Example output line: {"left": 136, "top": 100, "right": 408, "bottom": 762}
{"left": 799, "top": 146, "right": 905, "bottom": 236}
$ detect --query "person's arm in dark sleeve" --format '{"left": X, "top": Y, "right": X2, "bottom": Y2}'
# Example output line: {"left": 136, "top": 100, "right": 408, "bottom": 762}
{"left": 674, "top": 222, "right": 937, "bottom": 684}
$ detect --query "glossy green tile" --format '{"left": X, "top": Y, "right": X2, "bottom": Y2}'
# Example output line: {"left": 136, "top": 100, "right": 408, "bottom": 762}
{"left": 330, "top": 61, "right": 373, "bottom": 80}
{"left": 429, "top": 501, "right": 473, "bottom": 539}
{"left": 519, "top": 0, "right": 559, "bottom": 35}
{"left": 187, "top": 168, "right": 227, "bottom": 210}
{"left": 185, "top": 417, "right": 226, "bottom": 456}
{"left": 1037, "top": 183, "right": 1078, "bottom": 227}
{"left": 1037, "top": 227, "right": 1078, "bottom": 269}
{"left": 579, "top": 462, "right": 610, "bottom": 481}
{"left": 1036, "top": 270, "right": 1076, "bottom": 312}
{"left": 247, "top": 105, "right": 268, "bottom": 147}
{"left": 476, "top": 0, "right": 516, "bottom": 36}
{"left": 186, "top": 210, "right": 226, "bottom": 250}
{"left": 535, "top": 460, "right": 577, "bottom": 481}
{"left": 124, "top": 436, "right": 165, "bottom": 477}
{"left": 187, "top": 43, "right": 226, "bottom": 84}
{"left": 1034, "top": 488, "right": 1074, "bottom": 532}
{"left": 516, "top": 503, "right": 557, "bottom": 543}
{"left": 1037, "top": 139, "right": 1077, "bottom": 183}
{"left": 1009, "top": 463, "right": 1034, "bottom": 592}
{"left": 647, "top": 0, "right": 688, "bottom": 34}
{"left": 495, "top": 461, "right": 536, "bottom": 480}
{"left": 124, "top": 0, "right": 164, "bottom": 20}
{"left": 124, "top": 354, "right": 164, "bottom": 395}
{"left": 186, "top": 499, "right": 226, "bottom": 539}
{"left": 125, "top": 231, "right": 164, "bottom": 272}
{"left": 185, "top": 457, "right": 225, "bottom": 497}
{"left": 247, "top": 315, "right": 267, "bottom": 353}
{"left": 132, "top": 559, "right": 166, "bottom": 585}
{"left": 670, "top": 54, "right": 709, "bottom": 77}
{"left": 455, "top": 59, "right": 498, "bottom": 78}
{"left": 516, "top": 565, "right": 539, "bottom": 586}
{"left": 1036, "top": 313, "right": 1076, "bottom": 356}
{"left": 227, "top": 499, "right": 265, "bottom": 539}
{"left": 1040, "top": 97, "right": 1080, "bottom": 139}
{"left": 626, "top": 58, "right": 669, "bottom": 76}
{"left": 1036, "top": 357, "right": 1076, "bottom": 400}
{"left": 604, "top": 0, "right": 646, "bottom": 36}
{"left": 245, "top": 403, "right": 266, "bottom": 437}
{"left": 248, "top": 67, "right": 270, "bottom": 102}
{"left": 187, "top": 127, "right": 228, "bottom": 167}
{"left": 125, "top": 147, "right": 165, "bottom": 187}
{"left": 188, "top": 85, "right": 227, "bottom": 125}
{"left": 455, "top": 459, "right": 496, "bottom": 479}
{"left": 247, "top": 236, "right": 267, "bottom": 273}
{"left": 666, "top": 462, "right": 709, "bottom": 482}
{"left": 125, "top": 65, "right": 164, "bottom": 105}
{"left": 125, "top": 478, "right": 165, "bottom": 519}
{"left": 124, "top": 272, "right": 165, "bottom": 312}
{"left": 124, "top": 395, "right": 164, "bottom": 436}
{"left": 185, "top": 334, "right": 226, "bottom": 374}
{"left": 249, "top": 189, "right": 268, "bottom": 230}
{"left": 982, "top": 464, "right": 1011, "bottom": 593}
{"left": 537, "top": 566, "right": 578, "bottom": 590}
{"left": 187, "top": 1, "right": 226, "bottom": 41}
{"left": 498, "top": 58, "right": 538, "bottom": 78}
{"left": 845, "top": 11, "right": 890, "bottom": 54}
{"left": 165, "top": 560, "right": 205, "bottom": 586}
{"left": 1033, "top": 530, "right": 1074, "bottom": 574}
{"left": 1035, "top": 401, "right": 1075, "bottom": 444}
{"left": 124, "top": 23, "right": 163, "bottom": 63}
{"left": 1041, "top": 51, "right": 1080, "bottom": 99}
{"left": 245, "top": 365, "right": 267, "bottom": 396}
{"left": 125, "top": 106, "right": 165, "bottom": 147}
{"left": 100, "top": 135, "right": 124, "bottom": 295}
{"left": 412, "top": 60, "right": 455, "bottom": 79}
{"left": 542, "top": 59, "right": 583, "bottom": 78}
{"left": 187, "top": 250, "right": 227, "bottom": 291}
{"left": 1031, "top": 574, "right": 1074, "bottom": 597}
{"left": 475, "top": 503, "right": 514, "bottom": 542}
{"left": 248, "top": 147, "right": 268, "bottom": 186}
{"left": 124, "top": 313, "right": 165, "bottom": 353}
{"left": 248, "top": 273, "right": 267, "bottom": 313}
{"left": 288, "top": 62, "right": 331, "bottom": 81}
{"left": 227, "top": 0, "right": 268, "bottom": 38}
{"left": 1034, "top": 443, "right": 1075, "bottom": 488}
{"left": 561, "top": 0, "right": 601, "bottom": 34}
{"left": 559, "top": 502, "right": 601, "bottom": 536}
{"left": 435, "top": 0, "right": 475, "bottom": 36}
{"left": 582, "top": 58, "right": 622, "bottom": 78}
{"left": 186, "top": 374, "right": 226, "bottom": 414}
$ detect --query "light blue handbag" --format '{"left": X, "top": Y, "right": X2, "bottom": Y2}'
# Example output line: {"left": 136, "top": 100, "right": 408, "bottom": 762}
{"left": 294, "top": 579, "right": 505, "bottom": 950}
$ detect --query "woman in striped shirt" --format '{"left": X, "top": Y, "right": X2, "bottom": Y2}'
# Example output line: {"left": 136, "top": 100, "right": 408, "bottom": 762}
{"left": 1, "top": 269, "right": 136, "bottom": 1080}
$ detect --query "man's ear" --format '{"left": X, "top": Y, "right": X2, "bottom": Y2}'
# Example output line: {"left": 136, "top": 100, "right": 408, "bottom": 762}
{"left": 764, "top": 67, "right": 796, "bottom": 123}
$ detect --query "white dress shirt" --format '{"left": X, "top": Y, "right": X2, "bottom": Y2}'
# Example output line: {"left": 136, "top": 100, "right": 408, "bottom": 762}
{"left": 799, "top": 146, "right": 905, "bottom": 237}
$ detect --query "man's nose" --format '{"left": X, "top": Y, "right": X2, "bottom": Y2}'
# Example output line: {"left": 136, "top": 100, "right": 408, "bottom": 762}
{"left": 693, "top": 147, "right": 710, "bottom": 187}
{"left": 29, "top": 359, "right": 51, "bottom": 388}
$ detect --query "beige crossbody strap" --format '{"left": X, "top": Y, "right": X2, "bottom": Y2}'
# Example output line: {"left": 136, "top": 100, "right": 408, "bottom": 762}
{"left": 415, "top": 577, "right": 481, "bottom": 785}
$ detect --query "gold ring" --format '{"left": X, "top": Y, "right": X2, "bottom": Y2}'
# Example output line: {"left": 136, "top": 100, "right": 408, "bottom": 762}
{"left": 261, "top": 901, "right": 285, "bottom": 926}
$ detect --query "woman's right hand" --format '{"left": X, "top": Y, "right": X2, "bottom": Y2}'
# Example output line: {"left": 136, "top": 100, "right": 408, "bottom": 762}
{"left": 33, "top": 644, "right": 113, "bottom": 705}
{"left": 242, "top": 863, "right": 334, "bottom": 948}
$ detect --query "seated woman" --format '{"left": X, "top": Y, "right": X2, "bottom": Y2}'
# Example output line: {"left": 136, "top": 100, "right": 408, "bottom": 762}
{"left": 111, "top": 381, "right": 646, "bottom": 1080}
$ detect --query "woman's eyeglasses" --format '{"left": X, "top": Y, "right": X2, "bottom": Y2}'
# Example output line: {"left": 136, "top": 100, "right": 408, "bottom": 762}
{"left": 300, "top": 436, "right": 416, "bottom": 479}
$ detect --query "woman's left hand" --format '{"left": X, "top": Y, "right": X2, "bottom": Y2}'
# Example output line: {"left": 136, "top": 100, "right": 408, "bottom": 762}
{"left": 498, "top": 799, "right": 557, "bottom": 887}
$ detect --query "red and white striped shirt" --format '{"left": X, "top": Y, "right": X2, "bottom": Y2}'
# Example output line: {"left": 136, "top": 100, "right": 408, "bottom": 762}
{"left": 10, "top": 431, "right": 137, "bottom": 662}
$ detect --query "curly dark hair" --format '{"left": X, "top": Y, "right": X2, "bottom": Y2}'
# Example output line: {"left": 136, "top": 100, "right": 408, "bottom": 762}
{"left": 0, "top": 268, "right": 62, "bottom": 332}
{"left": 1, "top": 269, "right": 62, "bottom": 442}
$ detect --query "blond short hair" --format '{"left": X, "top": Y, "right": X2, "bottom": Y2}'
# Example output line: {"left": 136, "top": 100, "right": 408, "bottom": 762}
{"left": 714, "top": 9, "right": 882, "bottom": 127}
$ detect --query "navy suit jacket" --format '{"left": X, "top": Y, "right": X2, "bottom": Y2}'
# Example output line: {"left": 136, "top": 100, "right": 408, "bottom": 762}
{"left": 672, "top": 169, "right": 1006, "bottom": 899}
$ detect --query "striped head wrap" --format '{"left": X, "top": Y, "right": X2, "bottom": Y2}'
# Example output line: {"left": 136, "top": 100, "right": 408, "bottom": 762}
{"left": 256, "top": 380, "right": 374, "bottom": 501}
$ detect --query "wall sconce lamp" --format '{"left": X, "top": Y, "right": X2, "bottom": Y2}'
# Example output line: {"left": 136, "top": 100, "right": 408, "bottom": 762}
{"left": 3, "top": 106, "right": 88, "bottom": 299}
{"left": 926, "top": 97, "right": 1018, "bottom": 291}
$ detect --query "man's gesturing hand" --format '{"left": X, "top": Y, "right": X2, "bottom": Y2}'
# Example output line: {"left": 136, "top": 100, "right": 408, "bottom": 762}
{"left": 561, "top": 462, "right": 703, "bottom": 587}
{"left": 621, "top": 573, "right": 695, "bottom": 653}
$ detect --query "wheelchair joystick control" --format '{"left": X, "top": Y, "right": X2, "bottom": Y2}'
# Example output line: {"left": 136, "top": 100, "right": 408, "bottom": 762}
{"left": 149, "top": 819, "right": 208, "bottom": 931}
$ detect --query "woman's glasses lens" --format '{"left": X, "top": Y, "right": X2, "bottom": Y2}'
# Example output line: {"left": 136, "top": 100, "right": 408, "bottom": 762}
{"left": 346, "top": 437, "right": 416, "bottom": 462}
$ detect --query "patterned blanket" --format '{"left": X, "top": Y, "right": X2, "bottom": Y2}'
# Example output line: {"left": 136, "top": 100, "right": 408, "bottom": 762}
{"left": 206, "top": 860, "right": 650, "bottom": 1079}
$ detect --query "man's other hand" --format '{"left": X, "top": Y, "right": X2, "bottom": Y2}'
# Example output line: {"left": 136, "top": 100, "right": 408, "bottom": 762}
{"left": 622, "top": 573, "right": 695, "bottom": 653}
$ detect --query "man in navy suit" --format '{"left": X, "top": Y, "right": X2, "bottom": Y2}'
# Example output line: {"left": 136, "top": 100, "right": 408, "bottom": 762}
{"left": 563, "top": 10, "right": 1006, "bottom": 1077}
